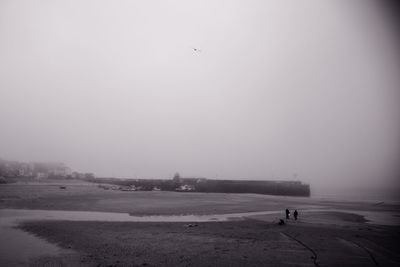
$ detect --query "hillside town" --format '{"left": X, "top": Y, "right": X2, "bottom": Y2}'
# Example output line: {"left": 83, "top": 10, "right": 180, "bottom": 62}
{"left": 0, "top": 158, "right": 94, "bottom": 181}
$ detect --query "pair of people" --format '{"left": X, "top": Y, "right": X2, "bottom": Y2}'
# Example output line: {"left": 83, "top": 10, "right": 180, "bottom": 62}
{"left": 285, "top": 209, "right": 298, "bottom": 220}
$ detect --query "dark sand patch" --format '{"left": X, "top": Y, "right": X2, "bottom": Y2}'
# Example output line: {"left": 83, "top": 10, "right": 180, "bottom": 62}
{"left": 29, "top": 254, "right": 84, "bottom": 267}
{"left": 18, "top": 219, "right": 400, "bottom": 267}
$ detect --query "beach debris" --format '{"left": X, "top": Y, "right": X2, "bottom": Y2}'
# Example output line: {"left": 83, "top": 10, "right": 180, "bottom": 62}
{"left": 59, "top": 186, "right": 66, "bottom": 189}
{"left": 184, "top": 223, "right": 198, "bottom": 228}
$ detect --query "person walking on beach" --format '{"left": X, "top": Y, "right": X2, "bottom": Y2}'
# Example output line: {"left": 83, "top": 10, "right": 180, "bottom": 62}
{"left": 294, "top": 209, "right": 298, "bottom": 220}
{"left": 285, "top": 208, "right": 290, "bottom": 219}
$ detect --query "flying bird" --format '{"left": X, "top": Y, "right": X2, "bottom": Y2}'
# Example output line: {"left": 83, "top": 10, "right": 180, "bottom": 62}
{"left": 191, "top": 47, "right": 202, "bottom": 52}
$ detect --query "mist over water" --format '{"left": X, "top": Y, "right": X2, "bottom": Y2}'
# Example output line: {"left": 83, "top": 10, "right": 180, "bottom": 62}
{"left": 1, "top": 0, "right": 399, "bottom": 199}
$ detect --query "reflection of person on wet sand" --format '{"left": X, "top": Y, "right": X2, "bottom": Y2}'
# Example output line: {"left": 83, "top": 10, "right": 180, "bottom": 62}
{"left": 294, "top": 209, "right": 298, "bottom": 220}
{"left": 285, "top": 208, "right": 290, "bottom": 219}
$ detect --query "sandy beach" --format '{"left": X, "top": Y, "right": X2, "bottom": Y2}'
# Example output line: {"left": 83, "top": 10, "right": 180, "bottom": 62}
{"left": 1, "top": 180, "right": 399, "bottom": 266}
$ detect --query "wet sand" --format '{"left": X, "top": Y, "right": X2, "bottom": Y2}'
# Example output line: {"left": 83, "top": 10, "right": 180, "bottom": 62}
{"left": 18, "top": 217, "right": 400, "bottom": 267}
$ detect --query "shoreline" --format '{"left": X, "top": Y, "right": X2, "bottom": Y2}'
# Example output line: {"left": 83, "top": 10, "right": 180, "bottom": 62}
{"left": 1, "top": 181, "right": 399, "bottom": 266}
{"left": 3, "top": 207, "right": 399, "bottom": 225}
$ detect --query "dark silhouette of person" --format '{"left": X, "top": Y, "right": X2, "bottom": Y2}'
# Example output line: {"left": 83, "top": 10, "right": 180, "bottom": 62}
{"left": 285, "top": 208, "right": 290, "bottom": 219}
{"left": 294, "top": 210, "right": 298, "bottom": 220}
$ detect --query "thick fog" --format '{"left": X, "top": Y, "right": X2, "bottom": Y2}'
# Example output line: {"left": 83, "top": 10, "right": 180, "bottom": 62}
{"left": 1, "top": 0, "right": 399, "bottom": 198}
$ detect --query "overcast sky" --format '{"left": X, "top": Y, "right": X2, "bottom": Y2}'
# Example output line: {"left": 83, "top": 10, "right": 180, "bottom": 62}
{"left": 1, "top": 0, "right": 399, "bottom": 197}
